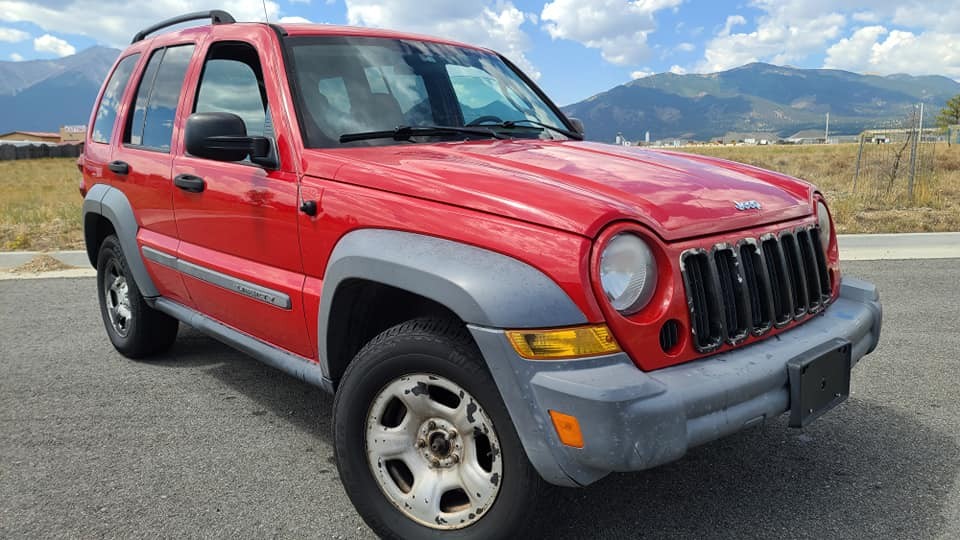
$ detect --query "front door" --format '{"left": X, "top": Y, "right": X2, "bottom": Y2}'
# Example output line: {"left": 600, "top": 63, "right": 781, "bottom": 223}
{"left": 171, "top": 40, "right": 311, "bottom": 358}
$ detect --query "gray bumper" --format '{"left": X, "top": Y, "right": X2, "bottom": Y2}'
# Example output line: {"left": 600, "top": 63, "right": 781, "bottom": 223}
{"left": 469, "top": 277, "right": 882, "bottom": 487}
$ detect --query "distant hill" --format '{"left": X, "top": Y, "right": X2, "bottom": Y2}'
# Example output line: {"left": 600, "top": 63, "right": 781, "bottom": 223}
{"left": 0, "top": 46, "right": 119, "bottom": 133}
{"left": 563, "top": 63, "right": 960, "bottom": 142}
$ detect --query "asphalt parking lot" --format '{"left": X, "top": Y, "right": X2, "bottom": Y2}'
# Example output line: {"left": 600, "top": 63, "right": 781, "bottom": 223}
{"left": 2, "top": 259, "right": 959, "bottom": 539}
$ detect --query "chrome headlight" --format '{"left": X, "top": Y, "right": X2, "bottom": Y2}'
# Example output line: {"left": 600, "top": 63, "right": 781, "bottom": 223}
{"left": 816, "top": 201, "right": 832, "bottom": 248}
{"left": 599, "top": 233, "right": 657, "bottom": 314}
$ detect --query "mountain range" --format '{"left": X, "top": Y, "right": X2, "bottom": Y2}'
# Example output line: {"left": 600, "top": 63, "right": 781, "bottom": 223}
{"left": 0, "top": 46, "right": 119, "bottom": 133}
{"left": 563, "top": 63, "right": 960, "bottom": 142}
{"left": 1, "top": 47, "right": 958, "bottom": 142}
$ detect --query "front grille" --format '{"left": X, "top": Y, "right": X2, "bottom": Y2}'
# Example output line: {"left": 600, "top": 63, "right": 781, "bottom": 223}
{"left": 681, "top": 226, "right": 833, "bottom": 353}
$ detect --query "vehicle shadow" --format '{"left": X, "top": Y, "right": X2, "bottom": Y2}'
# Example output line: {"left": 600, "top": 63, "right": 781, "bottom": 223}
{"left": 156, "top": 328, "right": 959, "bottom": 539}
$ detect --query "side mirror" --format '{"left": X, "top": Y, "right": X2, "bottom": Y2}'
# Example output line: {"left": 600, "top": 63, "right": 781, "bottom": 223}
{"left": 185, "top": 112, "right": 276, "bottom": 167}
{"left": 568, "top": 117, "right": 585, "bottom": 136}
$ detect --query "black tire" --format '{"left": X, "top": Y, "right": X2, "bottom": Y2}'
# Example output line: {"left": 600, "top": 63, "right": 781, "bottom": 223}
{"left": 333, "top": 318, "right": 545, "bottom": 539}
{"left": 96, "top": 235, "right": 178, "bottom": 358}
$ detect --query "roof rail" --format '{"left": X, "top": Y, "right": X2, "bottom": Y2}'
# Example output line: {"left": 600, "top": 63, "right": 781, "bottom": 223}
{"left": 131, "top": 10, "right": 236, "bottom": 44}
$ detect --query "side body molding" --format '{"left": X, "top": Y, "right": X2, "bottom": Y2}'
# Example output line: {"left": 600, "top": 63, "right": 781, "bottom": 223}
{"left": 317, "top": 229, "right": 588, "bottom": 375}
{"left": 82, "top": 183, "right": 159, "bottom": 297}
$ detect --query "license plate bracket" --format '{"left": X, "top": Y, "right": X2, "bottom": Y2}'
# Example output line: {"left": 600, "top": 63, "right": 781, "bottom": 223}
{"left": 787, "top": 339, "right": 852, "bottom": 428}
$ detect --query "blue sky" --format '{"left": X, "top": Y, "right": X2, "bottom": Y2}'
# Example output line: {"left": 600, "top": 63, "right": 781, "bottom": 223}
{"left": 1, "top": 0, "right": 958, "bottom": 105}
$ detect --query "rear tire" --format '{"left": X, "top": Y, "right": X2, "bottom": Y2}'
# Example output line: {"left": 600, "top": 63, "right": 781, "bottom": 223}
{"left": 96, "top": 235, "right": 178, "bottom": 358}
{"left": 333, "top": 318, "right": 544, "bottom": 539}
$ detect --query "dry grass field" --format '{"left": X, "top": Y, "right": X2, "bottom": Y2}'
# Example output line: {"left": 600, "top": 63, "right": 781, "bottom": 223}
{"left": 1, "top": 146, "right": 958, "bottom": 251}
{"left": 0, "top": 158, "right": 83, "bottom": 251}
{"left": 676, "top": 143, "right": 960, "bottom": 234}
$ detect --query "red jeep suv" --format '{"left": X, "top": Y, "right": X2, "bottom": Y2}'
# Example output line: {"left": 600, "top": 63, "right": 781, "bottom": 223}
{"left": 80, "top": 11, "right": 882, "bottom": 538}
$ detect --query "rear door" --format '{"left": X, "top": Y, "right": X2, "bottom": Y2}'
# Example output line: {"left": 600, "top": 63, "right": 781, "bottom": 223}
{"left": 116, "top": 43, "right": 198, "bottom": 306}
{"left": 170, "top": 39, "right": 311, "bottom": 358}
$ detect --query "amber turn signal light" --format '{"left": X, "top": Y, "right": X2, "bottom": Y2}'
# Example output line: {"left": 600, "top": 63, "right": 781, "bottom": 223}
{"left": 549, "top": 410, "right": 584, "bottom": 448}
{"left": 505, "top": 324, "right": 621, "bottom": 360}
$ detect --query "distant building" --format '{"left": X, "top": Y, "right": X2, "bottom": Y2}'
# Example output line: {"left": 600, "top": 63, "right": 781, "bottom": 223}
{"left": 786, "top": 129, "right": 826, "bottom": 144}
{"left": 0, "top": 131, "right": 61, "bottom": 143}
{"left": 60, "top": 125, "right": 86, "bottom": 143}
{"left": 721, "top": 131, "right": 781, "bottom": 145}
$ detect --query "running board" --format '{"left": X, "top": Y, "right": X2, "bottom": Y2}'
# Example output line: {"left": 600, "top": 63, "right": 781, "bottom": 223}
{"left": 153, "top": 297, "right": 335, "bottom": 394}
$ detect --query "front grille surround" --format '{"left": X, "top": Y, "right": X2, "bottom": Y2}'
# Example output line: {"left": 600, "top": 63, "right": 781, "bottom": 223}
{"left": 680, "top": 225, "right": 834, "bottom": 353}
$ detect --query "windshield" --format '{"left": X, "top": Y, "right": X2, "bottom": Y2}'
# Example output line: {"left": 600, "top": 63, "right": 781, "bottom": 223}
{"left": 285, "top": 36, "right": 572, "bottom": 147}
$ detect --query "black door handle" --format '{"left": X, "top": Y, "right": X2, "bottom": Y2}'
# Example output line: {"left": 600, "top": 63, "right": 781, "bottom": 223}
{"left": 108, "top": 160, "right": 129, "bottom": 175}
{"left": 174, "top": 174, "right": 205, "bottom": 193}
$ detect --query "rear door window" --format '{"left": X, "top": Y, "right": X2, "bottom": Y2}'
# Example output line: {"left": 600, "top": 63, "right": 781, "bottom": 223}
{"left": 124, "top": 44, "right": 195, "bottom": 152}
{"left": 90, "top": 54, "right": 140, "bottom": 144}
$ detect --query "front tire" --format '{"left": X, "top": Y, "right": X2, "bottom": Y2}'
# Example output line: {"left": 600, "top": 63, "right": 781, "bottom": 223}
{"left": 333, "top": 318, "right": 543, "bottom": 539}
{"left": 96, "top": 235, "right": 178, "bottom": 358}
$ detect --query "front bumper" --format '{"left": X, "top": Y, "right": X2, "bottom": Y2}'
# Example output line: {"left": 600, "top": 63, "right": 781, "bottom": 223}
{"left": 469, "top": 277, "right": 882, "bottom": 487}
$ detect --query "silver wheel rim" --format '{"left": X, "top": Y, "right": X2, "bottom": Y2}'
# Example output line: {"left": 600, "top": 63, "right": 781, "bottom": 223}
{"left": 365, "top": 373, "right": 503, "bottom": 530}
{"left": 103, "top": 260, "right": 132, "bottom": 337}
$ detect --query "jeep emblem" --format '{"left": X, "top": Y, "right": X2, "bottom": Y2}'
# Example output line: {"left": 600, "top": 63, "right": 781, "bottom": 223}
{"left": 734, "top": 200, "right": 762, "bottom": 211}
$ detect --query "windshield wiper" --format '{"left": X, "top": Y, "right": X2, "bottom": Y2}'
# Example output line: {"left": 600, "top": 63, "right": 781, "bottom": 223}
{"left": 476, "top": 119, "right": 584, "bottom": 141}
{"left": 340, "top": 125, "right": 505, "bottom": 144}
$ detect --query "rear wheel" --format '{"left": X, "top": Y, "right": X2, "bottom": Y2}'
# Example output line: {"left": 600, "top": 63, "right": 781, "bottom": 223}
{"left": 333, "top": 318, "right": 544, "bottom": 539}
{"left": 96, "top": 235, "right": 178, "bottom": 358}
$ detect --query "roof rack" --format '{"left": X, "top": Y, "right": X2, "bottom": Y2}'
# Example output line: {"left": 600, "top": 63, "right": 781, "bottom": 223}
{"left": 131, "top": 10, "right": 235, "bottom": 44}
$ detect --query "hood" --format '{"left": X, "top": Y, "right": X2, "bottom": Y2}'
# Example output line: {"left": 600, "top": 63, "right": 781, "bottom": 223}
{"left": 304, "top": 140, "right": 815, "bottom": 240}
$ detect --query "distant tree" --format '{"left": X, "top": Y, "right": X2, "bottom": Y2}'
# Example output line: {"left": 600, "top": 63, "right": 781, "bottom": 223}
{"left": 937, "top": 94, "right": 960, "bottom": 146}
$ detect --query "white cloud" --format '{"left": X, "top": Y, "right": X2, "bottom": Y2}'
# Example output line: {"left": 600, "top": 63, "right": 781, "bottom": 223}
{"left": 630, "top": 70, "right": 653, "bottom": 79}
{"left": 0, "top": 26, "right": 29, "bottom": 42}
{"left": 693, "top": 0, "right": 960, "bottom": 76}
{"left": 9, "top": 52, "right": 23, "bottom": 61}
{"left": 675, "top": 42, "right": 695, "bottom": 52}
{"left": 823, "top": 25, "right": 888, "bottom": 72}
{"left": 33, "top": 33, "right": 75, "bottom": 56}
{"left": 278, "top": 16, "right": 311, "bottom": 24}
{"left": 668, "top": 64, "right": 687, "bottom": 75}
{"left": 0, "top": 1, "right": 281, "bottom": 48}
{"left": 699, "top": 6, "right": 846, "bottom": 72}
{"left": 826, "top": 28, "right": 960, "bottom": 78}
{"left": 540, "top": 0, "right": 682, "bottom": 65}
{"left": 345, "top": 0, "right": 540, "bottom": 78}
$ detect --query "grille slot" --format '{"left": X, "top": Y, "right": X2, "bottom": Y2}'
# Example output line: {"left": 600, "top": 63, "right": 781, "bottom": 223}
{"left": 681, "top": 226, "right": 834, "bottom": 353}
{"left": 681, "top": 251, "right": 724, "bottom": 352}
{"left": 714, "top": 248, "right": 749, "bottom": 343}
{"left": 809, "top": 228, "right": 832, "bottom": 300}
{"left": 796, "top": 229, "right": 823, "bottom": 312}
{"left": 739, "top": 243, "right": 773, "bottom": 334}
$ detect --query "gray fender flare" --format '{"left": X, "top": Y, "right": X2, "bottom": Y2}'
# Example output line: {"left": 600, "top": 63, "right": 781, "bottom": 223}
{"left": 82, "top": 183, "right": 158, "bottom": 297}
{"left": 317, "top": 229, "right": 588, "bottom": 374}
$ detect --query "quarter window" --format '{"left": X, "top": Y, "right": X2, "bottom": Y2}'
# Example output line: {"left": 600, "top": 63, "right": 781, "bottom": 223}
{"left": 90, "top": 54, "right": 140, "bottom": 144}
{"left": 125, "top": 44, "right": 195, "bottom": 152}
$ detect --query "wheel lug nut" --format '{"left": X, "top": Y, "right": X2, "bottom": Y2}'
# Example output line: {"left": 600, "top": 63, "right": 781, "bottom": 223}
{"left": 416, "top": 439, "right": 427, "bottom": 448}
{"left": 448, "top": 430, "right": 457, "bottom": 439}
{"left": 430, "top": 458, "right": 440, "bottom": 467}
{"left": 451, "top": 453, "right": 460, "bottom": 464}
{"left": 427, "top": 421, "right": 437, "bottom": 430}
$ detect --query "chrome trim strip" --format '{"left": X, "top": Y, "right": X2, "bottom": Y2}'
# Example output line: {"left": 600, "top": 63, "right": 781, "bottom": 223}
{"left": 142, "top": 246, "right": 177, "bottom": 269}
{"left": 141, "top": 246, "right": 292, "bottom": 310}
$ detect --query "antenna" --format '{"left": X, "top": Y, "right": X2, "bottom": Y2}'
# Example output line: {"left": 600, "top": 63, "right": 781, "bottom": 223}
{"left": 261, "top": 0, "right": 270, "bottom": 22}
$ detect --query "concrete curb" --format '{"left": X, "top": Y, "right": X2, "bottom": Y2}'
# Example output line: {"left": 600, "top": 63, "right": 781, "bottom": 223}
{"left": 837, "top": 232, "right": 960, "bottom": 261}
{"left": 0, "top": 233, "right": 956, "bottom": 279}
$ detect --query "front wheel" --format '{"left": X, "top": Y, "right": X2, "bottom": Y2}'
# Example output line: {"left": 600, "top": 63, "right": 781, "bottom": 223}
{"left": 333, "top": 318, "right": 544, "bottom": 539}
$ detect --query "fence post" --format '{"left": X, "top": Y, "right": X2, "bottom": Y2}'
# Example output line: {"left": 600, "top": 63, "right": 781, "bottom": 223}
{"left": 907, "top": 106, "right": 919, "bottom": 201}
{"left": 853, "top": 133, "right": 865, "bottom": 192}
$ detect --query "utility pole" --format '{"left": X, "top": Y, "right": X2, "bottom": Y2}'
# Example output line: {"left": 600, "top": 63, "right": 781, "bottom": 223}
{"left": 824, "top": 112, "right": 830, "bottom": 143}
{"left": 908, "top": 102, "right": 923, "bottom": 200}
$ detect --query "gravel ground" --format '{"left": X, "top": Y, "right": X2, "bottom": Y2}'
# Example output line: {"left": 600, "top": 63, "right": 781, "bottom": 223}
{"left": 1, "top": 259, "right": 958, "bottom": 539}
